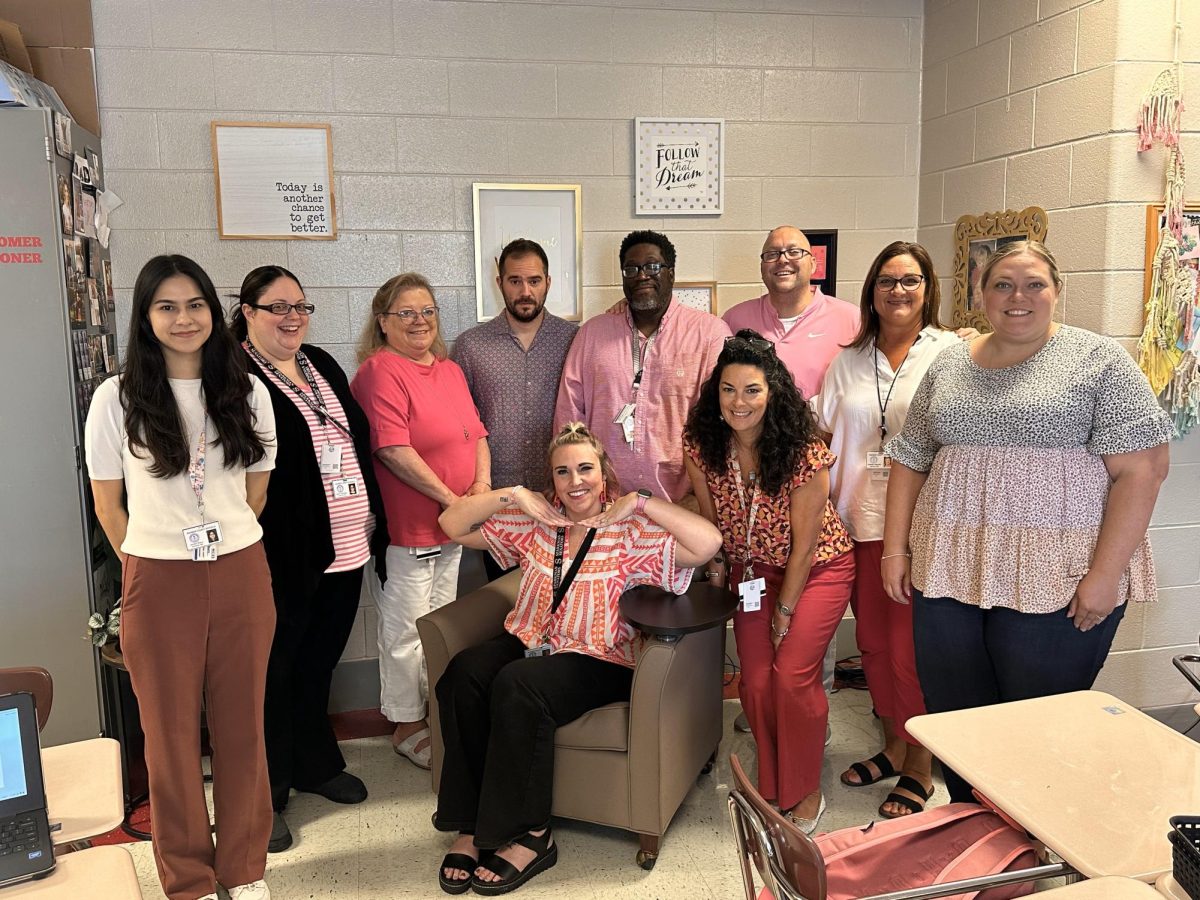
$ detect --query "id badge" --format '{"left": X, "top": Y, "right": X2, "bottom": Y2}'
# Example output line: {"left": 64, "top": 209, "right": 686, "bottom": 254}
{"left": 613, "top": 402, "right": 635, "bottom": 425}
{"left": 866, "top": 451, "right": 892, "bottom": 482}
{"left": 319, "top": 443, "right": 343, "bottom": 475}
{"left": 191, "top": 544, "right": 218, "bottom": 562}
{"left": 412, "top": 545, "right": 442, "bottom": 561}
{"left": 331, "top": 477, "right": 360, "bottom": 499}
{"left": 621, "top": 414, "right": 636, "bottom": 444}
{"left": 524, "top": 642, "right": 552, "bottom": 658}
{"left": 182, "top": 521, "right": 223, "bottom": 551}
{"left": 738, "top": 577, "right": 765, "bottom": 612}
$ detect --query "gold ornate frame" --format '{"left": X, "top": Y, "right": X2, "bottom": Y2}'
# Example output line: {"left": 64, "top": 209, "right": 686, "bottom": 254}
{"left": 952, "top": 206, "right": 1048, "bottom": 330}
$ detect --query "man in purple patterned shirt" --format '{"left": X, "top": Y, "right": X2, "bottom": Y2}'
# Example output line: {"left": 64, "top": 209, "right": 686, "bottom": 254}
{"left": 453, "top": 238, "right": 578, "bottom": 580}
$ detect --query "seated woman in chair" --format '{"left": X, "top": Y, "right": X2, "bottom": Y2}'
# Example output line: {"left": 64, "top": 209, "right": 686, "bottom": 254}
{"left": 434, "top": 421, "right": 722, "bottom": 895}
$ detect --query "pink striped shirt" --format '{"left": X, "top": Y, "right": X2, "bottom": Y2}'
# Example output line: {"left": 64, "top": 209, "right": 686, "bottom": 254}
{"left": 481, "top": 508, "right": 694, "bottom": 668}
{"left": 260, "top": 365, "right": 374, "bottom": 573}
{"left": 554, "top": 303, "right": 730, "bottom": 501}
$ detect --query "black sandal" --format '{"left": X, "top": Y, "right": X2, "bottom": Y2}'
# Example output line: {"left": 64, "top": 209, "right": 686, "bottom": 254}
{"left": 879, "top": 775, "right": 934, "bottom": 819}
{"left": 471, "top": 830, "right": 558, "bottom": 896}
{"left": 439, "top": 852, "right": 478, "bottom": 895}
{"left": 840, "top": 751, "right": 898, "bottom": 787}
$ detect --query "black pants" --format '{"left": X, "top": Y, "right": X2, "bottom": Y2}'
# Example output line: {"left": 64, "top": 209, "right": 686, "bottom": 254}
{"left": 433, "top": 632, "right": 633, "bottom": 849}
{"left": 912, "top": 589, "right": 1125, "bottom": 802}
{"left": 264, "top": 566, "right": 364, "bottom": 811}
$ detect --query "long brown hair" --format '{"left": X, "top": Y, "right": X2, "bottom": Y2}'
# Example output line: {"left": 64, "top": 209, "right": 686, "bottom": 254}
{"left": 846, "top": 241, "right": 943, "bottom": 350}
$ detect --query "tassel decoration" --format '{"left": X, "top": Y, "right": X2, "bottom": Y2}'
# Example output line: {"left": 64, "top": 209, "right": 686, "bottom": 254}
{"left": 1137, "top": 68, "right": 1183, "bottom": 151}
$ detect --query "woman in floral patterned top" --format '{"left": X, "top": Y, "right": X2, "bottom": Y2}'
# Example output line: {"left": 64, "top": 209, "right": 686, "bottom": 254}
{"left": 433, "top": 423, "right": 721, "bottom": 895}
{"left": 684, "top": 331, "right": 854, "bottom": 835}
{"left": 882, "top": 242, "right": 1172, "bottom": 803}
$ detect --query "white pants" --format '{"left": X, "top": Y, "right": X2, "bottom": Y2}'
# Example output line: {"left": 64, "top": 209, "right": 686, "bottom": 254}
{"left": 373, "top": 543, "right": 462, "bottom": 722}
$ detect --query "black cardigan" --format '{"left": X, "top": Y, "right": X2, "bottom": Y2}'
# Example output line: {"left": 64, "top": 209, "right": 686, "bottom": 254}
{"left": 253, "top": 344, "right": 389, "bottom": 612}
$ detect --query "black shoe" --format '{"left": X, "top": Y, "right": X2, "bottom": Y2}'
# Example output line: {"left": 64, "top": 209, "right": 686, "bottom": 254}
{"left": 301, "top": 771, "right": 368, "bottom": 805}
{"left": 268, "top": 812, "right": 293, "bottom": 853}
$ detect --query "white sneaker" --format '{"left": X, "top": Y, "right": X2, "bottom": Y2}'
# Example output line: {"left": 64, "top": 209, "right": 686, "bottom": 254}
{"left": 228, "top": 881, "right": 271, "bottom": 900}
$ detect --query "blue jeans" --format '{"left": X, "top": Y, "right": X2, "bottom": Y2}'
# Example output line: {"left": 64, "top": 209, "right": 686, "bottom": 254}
{"left": 912, "top": 589, "right": 1125, "bottom": 802}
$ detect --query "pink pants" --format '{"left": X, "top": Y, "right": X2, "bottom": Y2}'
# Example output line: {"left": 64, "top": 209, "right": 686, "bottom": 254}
{"left": 850, "top": 540, "right": 926, "bottom": 744}
{"left": 732, "top": 552, "right": 854, "bottom": 810}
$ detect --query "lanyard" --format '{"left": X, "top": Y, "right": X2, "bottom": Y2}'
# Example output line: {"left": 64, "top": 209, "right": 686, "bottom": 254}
{"left": 550, "top": 526, "right": 597, "bottom": 617}
{"left": 245, "top": 343, "right": 353, "bottom": 440}
{"left": 873, "top": 339, "right": 913, "bottom": 450}
{"left": 186, "top": 423, "right": 208, "bottom": 522}
{"left": 630, "top": 322, "right": 659, "bottom": 398}
{"left": 729, "top": 451, "right": 762, "bottom": 578}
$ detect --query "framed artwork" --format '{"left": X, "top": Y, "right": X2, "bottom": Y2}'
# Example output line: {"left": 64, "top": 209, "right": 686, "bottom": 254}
{"left": 1144, "top": 203, "right": 1200, "bottom": 301}
{"left": 472, "top": 183, "right": 582, "bottom": 322}
{"left": 635, "top": 118, "right": 724, "bottom": 216}
{"left": 673, "top": 281, "right": 717, "bottom": 315}
{"left": 952, "top": 206, "right": 1049, "bottom": 331}
{"left": 805, "top": 229, "right": 838, "bottom": 296}
{"left": 211, "top": 122, "right": 336, "bottom": 240}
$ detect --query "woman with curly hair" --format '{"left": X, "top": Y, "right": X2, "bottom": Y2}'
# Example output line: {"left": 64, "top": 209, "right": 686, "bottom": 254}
{"left": 684, "top": 330, "right": 854, "bottom": 834}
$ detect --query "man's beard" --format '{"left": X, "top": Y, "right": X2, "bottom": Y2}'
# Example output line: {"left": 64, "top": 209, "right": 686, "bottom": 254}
{"left": 505, "top": 297, "right": 544, "bottom": 322}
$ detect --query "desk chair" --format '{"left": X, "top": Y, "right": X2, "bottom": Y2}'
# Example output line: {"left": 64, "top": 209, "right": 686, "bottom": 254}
{"left": 0, "top": 666, "right": 53, "bottom": 731}
{"left": 419, "top": 571, "right": 724, "bottom": 868}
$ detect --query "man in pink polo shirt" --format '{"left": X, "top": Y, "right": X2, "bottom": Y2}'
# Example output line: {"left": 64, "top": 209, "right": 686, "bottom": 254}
{"left": 723, "top": 226, "right": 860, "bottom": 401}
{"left": 555, "top": 230, "right": 730, "bottom": 504}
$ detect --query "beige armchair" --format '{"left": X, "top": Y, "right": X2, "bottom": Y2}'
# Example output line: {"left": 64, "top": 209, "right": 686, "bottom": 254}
{"left": 418, "top": 570, "right": 725, "bottom": 868}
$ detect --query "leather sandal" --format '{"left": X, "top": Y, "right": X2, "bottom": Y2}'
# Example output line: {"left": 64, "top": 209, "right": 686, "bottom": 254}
{"left": 879, "top": 775, "right": 934, "bottom": 819}
{"left": 471, "top": 830, "right": 558, "bottom": 895}
{"left": 840, "top": 750, "right": 897, "bottom": 787}
{"left": 439, "top": 852, "right": 478, "bottom": 895}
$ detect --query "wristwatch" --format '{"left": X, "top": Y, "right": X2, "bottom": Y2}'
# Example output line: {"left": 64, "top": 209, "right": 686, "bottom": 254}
{"left": 635, "top": 488, "right": 652, "bottom": 514}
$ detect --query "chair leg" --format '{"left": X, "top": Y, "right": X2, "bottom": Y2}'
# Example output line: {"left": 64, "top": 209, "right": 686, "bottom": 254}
{"left": 636, "top": 834, "right": 660, "bottom": 870}
{"left": 700, "top": 749, "right": 717, "bottom": 776}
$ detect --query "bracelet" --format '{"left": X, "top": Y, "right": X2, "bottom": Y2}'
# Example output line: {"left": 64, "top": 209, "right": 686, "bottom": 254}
{"left": 770, "top": 621, "right": 789, "bottom": 639}
{"left": 705, "top": 571, "right": 720, "bottom": 579}
{"left": 474, "top": 480, "right": 492, "bottom": 489}
{"left": 881, "top": 552, "right": 911, "bottom": 561}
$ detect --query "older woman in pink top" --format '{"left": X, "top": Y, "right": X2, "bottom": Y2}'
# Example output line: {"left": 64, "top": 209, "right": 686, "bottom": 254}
{"left": 351, "top": 273, "right": 490, "bottom": 772}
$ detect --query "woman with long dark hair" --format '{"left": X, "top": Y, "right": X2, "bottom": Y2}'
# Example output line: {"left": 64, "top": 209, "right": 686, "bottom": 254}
{"left": 85, "top": 255, "right": 277, "bottom": 900}
{"left": 230, "top": 266, "right": 389, "bottom": 852}
{"left": 684, "top": 330, "right": 854, "bottom": 835}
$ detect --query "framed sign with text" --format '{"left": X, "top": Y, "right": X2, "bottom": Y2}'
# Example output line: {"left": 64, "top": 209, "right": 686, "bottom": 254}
{"left": 635, "top": 118, "right": 724, "bottom": 216}
{"left": 211, "top": 122, "right": 336, "bottom": 240}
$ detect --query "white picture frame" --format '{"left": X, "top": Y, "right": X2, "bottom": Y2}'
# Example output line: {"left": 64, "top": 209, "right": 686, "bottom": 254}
{"left": 211, "top": 122, "right": 336, "bottom": 240}
{"left": 635, "top": 117, "right": 724, "bottom": 216}
{"left": 472, "top": 183, "right": 582, "bottom": 322}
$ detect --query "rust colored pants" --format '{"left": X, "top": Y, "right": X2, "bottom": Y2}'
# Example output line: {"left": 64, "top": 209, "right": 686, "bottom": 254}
{"left": 121, "top": 543, "right": 275, "bottom": 900}
{"left": 732, "top": 553, "right": 854, "bottom": 811}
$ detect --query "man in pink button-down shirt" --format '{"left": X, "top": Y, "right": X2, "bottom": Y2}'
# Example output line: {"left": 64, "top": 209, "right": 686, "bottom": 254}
{"left": 555, "top": 230, "right": 730, "bottom": 504}
{"left": 723, "top": 226, "right": 860, "bottom": 402}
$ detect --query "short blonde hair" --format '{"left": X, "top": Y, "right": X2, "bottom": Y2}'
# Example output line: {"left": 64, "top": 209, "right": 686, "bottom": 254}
{"left": 978, "top": 240, "right": 1063, "bottom": 294}
{"left": 544, "top": 422, "right": 621, "bottom": 503}
{"left": 356, "top": 272, "right": 447, "bottom": 363}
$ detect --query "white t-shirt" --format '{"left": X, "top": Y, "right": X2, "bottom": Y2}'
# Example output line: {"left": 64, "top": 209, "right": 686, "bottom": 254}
{"left": 812, "top": 327, "right": 958, "bottom": 542}
{"left": 85, "top": 376, "right": 277, "bottom": 559}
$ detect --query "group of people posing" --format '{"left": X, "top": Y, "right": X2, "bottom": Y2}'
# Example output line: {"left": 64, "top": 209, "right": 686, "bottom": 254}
{"left": 84, "top": 225, "right": 1172, "bottom": 900}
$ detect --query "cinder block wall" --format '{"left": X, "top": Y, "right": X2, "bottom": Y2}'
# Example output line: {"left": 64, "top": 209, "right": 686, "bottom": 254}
{"left": 918, "top": 0, "right": 1200, "bottom": 710}
{"left": 93, "top": 0, "right": 925, "bottom": 690}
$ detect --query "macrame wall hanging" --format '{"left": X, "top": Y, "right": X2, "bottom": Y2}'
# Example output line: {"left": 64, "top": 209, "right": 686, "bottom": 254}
{"left": 1136, "top": 0, "right": 1198, "bottom": 435}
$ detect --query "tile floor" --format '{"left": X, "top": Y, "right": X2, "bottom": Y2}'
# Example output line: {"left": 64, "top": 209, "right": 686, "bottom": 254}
{"left": 127, "top": 688, "right": 949, "bottom": 899}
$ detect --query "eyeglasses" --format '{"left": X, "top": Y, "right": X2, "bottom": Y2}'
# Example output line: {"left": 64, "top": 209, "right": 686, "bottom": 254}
{"left": 874, "top": 275, "right": 925, "bottom": 292}
{"left": 251, "top": 301, "right": 316, "bottom": 316}
{"left": 380, "top": 307, "right": 438, "bottom": 322}
{"left": 760, "top": 247, "right": 812, "bottom": 263}
{"left": 724, "top": 335, "right": 775, "bottom": 353}
{"left": 621, "top": 262, "right": 672, "bottom": 279}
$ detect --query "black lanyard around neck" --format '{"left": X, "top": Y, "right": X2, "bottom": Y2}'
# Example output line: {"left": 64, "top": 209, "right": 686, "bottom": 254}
{"left": 873, "top": 338, "right": 915, "bottom": 449}
{"left": 246, "top": 343, "right": 353, "bottom": 440}
{"left": 550, "top": 526, "right": 597, "bottom": 616}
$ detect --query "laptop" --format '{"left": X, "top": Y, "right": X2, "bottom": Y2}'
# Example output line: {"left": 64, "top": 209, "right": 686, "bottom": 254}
{"left": 0, "top": 692, "right": 55, "bottom": 887}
